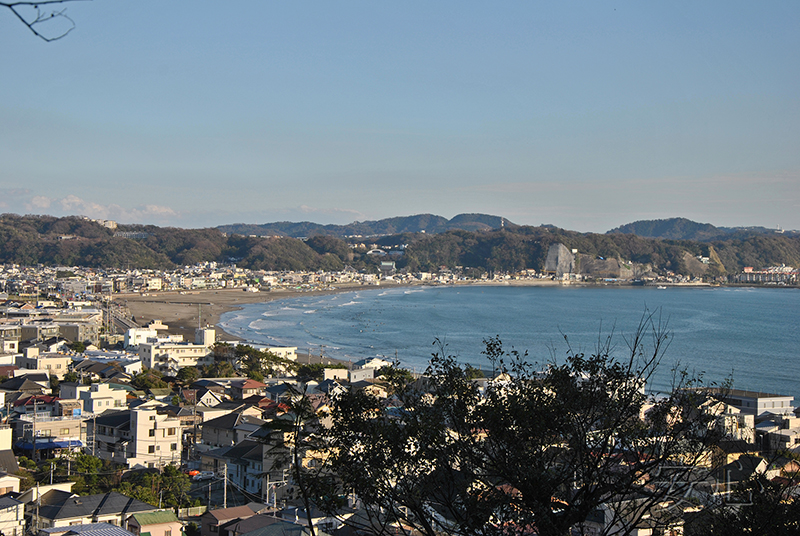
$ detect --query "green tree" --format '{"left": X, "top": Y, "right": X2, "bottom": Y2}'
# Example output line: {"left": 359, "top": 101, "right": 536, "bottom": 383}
{"left": 177, "top": 366, "right": 200, "bottom": 384}
{"left": 63, "top": 371, "right": 79, "bottom": 383}
{"left": 131, "top": 369, "right": 168, "bottom": 390}
{"left": 685, "top": 475, "right": 800, "bottom": 535}
{"left": 68, "top": 341, "right": 86, "bottom": 353}
{"left": 377, "top": 364, "right": 414, "bottom": 392}
{"left": 201, "top": 361, "right": 236, "bottom": 378}
{"left": 315, "top": 314, "right": 724, "bottom": 536}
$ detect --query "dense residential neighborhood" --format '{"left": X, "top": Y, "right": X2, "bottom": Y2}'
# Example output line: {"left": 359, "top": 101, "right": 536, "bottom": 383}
{"left": 0, "top": 262, "right": 796, "bottom": 535}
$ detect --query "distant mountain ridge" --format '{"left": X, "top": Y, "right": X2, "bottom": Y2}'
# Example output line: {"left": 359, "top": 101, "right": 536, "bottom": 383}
{"left": 607, "top": 218, "right": 791, "bottom": 241}
{"left": 217, "top": 213, "right": 514, "bottom": 238}
{"left": 0, "top": 213, "right": 797, "bottom": 276}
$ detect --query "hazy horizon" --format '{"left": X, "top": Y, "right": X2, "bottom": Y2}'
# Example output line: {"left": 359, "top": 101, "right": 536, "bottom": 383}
{"left": 2, "top": 2, "right": 798, "bottom": 232}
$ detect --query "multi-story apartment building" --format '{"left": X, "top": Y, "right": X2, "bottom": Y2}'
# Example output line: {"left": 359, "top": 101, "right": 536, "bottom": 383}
{"left": 78, "top": 383, "right": 127, "bottom": 414}
{"left": 11, "top": 412, "right": 86, "bottom": 458}
{"left": 138, "top": 328, "right": 215, "bottom": 374}
{"left": 89, "top": 407, "right": 182, "bottom": 469}
{"left": 15, "top": 348, "right": 71, "bottom": 379}
{"left": 0, "top": 324, "right": 20, "bottom": 354}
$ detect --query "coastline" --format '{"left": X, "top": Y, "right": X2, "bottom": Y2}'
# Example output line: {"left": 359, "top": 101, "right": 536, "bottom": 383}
{"left": 118, "top": 278, "right": 722, "bottom": 343}
{"left": 119, "top": 284, "right": 373, "bottom": 342}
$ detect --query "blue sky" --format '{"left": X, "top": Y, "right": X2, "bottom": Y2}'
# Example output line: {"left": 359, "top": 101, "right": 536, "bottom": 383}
{"left": 1, "top": 1, "right": 798, "bottom": 231}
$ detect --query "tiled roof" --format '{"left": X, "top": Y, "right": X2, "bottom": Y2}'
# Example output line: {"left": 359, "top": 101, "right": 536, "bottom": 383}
{"left": 40, "top": 522, "right": 136, "bottom": 536}
{"left": 38, "top": 491, "right": 158, "bottom": 521}
{"left": 0, "top": 450, "right": 20, "bottom": 473}
{"left": 203, "top": 505, "right": 257, "bottom": 522}
{"left": 0, "top": 494, "right": 22, "bottom": 509}
{"left": 128, "top": 510, "right": 179, "bottom": 526}
{"left": 93, "top": 411, "right": 132, "bottom": 428}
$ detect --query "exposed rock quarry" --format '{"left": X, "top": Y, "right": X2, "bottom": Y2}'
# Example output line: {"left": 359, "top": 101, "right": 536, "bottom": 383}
{"left": 544, "top": 243, "right": 575, "bottom": 277}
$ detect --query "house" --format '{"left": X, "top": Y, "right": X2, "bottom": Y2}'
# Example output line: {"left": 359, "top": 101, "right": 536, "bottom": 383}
{"left": 79, "top": 383, "right": 127, "bottom": 414}
{"left": 0, "top": 376, "right": 48, "bottom": 396}
{"left": 127, "top": 511, "right": 183, "bottom": 536}
{"left": 710, "top": 455, "right": 771, "bottom": 493}
{"left": 348, "top": 368, "right": 373, "bottom": 383}
{"left": 350, "top": 381, "right": 387, "bottom": 399}
{"left": 0, "top": 494, "right": 25, "bottom": 536}
{"left": 201, "top": 412, "right": 264, "bottom": 449}
{"left": 138, "top": 329, "right": 215, "bottom": 375}
{"left": 40, "top": 523, "right": 136, "bottom": 536}
{"left": 31, "top": 491, "right": 160, "bottom": 530}
{"left": 201, "top": 440, "right": 264, "bottom": 498}
{"left": 12, "top": 394, "right": 60, "bottom": 417}
{"left": 88, "top": 407, "right": 182, "bottom": 469}
{"left": 11, "top": 411, "right": 84, "bottom": 457}
{"left": 200, "top": 506, "right": 257, "bottom": 536}
{"left": 352, "top": 357, "right": 392, "bottom": 370}
{"left": 280, "top": 506, "right": 343, "bottom": 535}
{"left": 230, "top": 380, "right": 266, "bottom": 400}
{"left": 15, "top": 348, "right": 70, "bottom": 379}
{"left": 711, "top": 389, "right": 795, "bottom": 419}
{"left": 0, "top": 473, "right": 21, "bottom": 494}
{"left": 195, "top": 388, "right": 227, "bottom": 407}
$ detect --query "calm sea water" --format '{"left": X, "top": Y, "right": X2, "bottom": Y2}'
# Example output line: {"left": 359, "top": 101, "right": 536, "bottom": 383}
{"left": 219, "top": 285, "right": 800, "bottom": 399}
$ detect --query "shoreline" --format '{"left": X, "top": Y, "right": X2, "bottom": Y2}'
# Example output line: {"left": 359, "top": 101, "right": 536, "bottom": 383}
{"left": 120, "top": 284, "right": 373, "bottom": 342}
{"left": 118, "top": 278, "right": 774, "bottom": 344}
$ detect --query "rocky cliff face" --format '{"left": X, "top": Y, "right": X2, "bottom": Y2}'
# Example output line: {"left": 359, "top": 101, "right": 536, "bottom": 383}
{"left": 544, "top": 243, "right": 575, "bottom": 277}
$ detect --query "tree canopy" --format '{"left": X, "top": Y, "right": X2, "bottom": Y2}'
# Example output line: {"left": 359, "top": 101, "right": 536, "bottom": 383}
{"left": 299, "top": 314, "right": 724, "bottom": 536}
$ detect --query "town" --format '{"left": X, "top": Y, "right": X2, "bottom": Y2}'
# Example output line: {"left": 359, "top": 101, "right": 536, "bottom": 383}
{"left": 0, "top": 261, "right": 796, "bottom": 535}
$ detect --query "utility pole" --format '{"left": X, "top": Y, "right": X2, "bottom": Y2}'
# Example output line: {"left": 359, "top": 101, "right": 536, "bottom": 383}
{"left": 49, "top": 462, "right": 53, "bottom": 485}
{"left": 91, "top": 414, "right": 97, "bottom": 456}
{"left": 223, "top": 463, "right": 227, "bottom": 509}
{"left": 32, "top": 399, "right": 37, "bottom": 463}
{"left": 34, "top": 482, "right": 40, "bottom": 533}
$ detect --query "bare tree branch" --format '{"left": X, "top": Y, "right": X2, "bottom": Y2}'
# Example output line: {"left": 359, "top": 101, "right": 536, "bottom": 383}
{"left": 1, "top": 0, "right": 88, "bottom": 42}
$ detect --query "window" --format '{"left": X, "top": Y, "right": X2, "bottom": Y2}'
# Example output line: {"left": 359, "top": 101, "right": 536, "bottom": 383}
{"left": 61, "top": 428, "right": 70, "bottom": 435}
{"left": 149, "top": 416, "right": 156, "bottom": 421}
{"left": 210, "top": 527, "right": 217, "bottom": 533}
{"left": 148, "top": 445, "right": 155, "bottom": 453}
{"left": 165, "top": 531, "right": 171, "bottom": 536}
{"left": 56, "top": 364, "right": 61, "bottom": 369}
{"left": 149, "top": 429, "right": 156, "bottom": 437}
{"left": 168, "top": 428, "right": 176, "bottom": 435}
{"left": 171, "top": 443, "right": 177, "bottom": 451}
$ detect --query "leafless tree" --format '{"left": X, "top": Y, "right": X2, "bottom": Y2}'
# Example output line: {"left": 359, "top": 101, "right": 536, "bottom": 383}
{"left": 1, "top": 0, "right": 86, "bottom": 42}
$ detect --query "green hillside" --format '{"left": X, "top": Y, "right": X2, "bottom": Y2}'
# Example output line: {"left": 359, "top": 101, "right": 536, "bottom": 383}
{"left": 0, "top": 214, "right": 798, "bottom": 276}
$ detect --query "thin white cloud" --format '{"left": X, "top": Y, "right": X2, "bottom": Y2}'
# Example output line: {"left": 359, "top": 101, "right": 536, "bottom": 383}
{"left": 14, "top": 193, "right": 178, "bottom": 225}
{"left": 298, "top": 205, "right": 366, "bottom": 220}
{"left": 28, "top": 196, "right": 53, "bottom": 209}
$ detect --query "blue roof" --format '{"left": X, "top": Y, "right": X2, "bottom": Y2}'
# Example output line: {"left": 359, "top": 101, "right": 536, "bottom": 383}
{"left": 15, "top": 440, "right": 82, "bottom": 450}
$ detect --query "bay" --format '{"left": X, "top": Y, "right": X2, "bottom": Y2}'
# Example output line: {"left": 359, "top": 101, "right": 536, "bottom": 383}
{"left": 219, "top": 285, "right": 800, "bottom": 399}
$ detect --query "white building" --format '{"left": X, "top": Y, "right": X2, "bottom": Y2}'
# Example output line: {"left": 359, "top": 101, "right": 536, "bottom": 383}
{"left": 15, "top": 348, "right": 71, "bottom": 379}
{"left": 124, "top": 328, "right": 158, "bottom": 348}
{"left": 138, "top": 328, "right": 215, "bottom": 374}
{"left": 79, "top": 383, "right": 128, "bottom": 414}
{"left": 90, "top": 406, "right": 182, "bottom": 469}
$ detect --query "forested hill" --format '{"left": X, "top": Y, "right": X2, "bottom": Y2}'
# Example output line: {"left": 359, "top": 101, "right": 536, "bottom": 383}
{"left": 608, "top": 218, "right": 791, "bottom": 241}
{"left": 217, "top": 213, "right": 513, "bottom": 238}
{"left": 0, "top": 214, "right": 799, "bottom": 275}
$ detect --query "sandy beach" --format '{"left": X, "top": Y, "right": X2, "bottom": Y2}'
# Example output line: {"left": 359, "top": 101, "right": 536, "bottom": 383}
{"left": 117, "top": 279, "right": 570, "bottom": 343}
{"left": 118, "top": 284, "right": 374, "bottom": 342}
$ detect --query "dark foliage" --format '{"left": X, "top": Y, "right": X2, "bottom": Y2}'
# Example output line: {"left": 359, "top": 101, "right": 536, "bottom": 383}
{"left": 0, "top": 214, "right": 798, "bottom": 275}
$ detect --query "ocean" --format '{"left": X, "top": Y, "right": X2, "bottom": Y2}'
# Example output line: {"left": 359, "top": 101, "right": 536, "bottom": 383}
{"left": 219, "top": 285, "right": 800, "bottom": 399}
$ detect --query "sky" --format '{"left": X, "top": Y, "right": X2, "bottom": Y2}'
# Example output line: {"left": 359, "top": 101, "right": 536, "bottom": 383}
{"left": 1, "top": 1, "right": 799, "bottom": 232}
